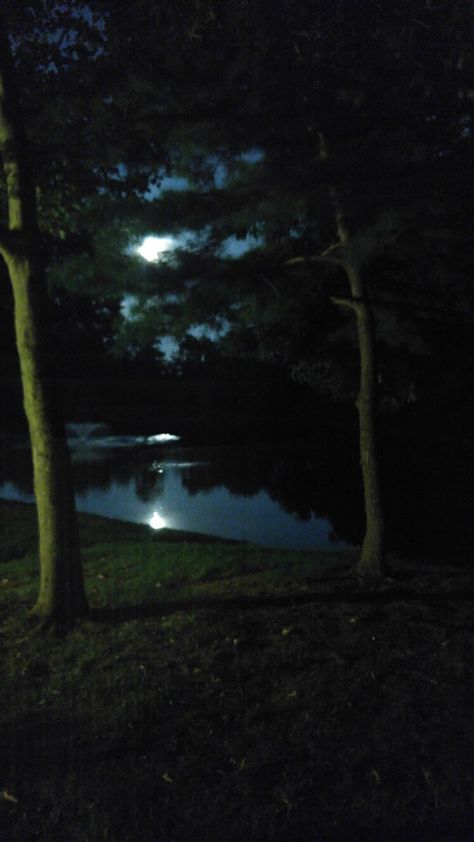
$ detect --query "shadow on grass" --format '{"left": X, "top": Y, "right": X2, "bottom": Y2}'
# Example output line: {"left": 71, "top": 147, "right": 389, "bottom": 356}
{"left": 92, "top": 584, "right": 474, "bottom": 625}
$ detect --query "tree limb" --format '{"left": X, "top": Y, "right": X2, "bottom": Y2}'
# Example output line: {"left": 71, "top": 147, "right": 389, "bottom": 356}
{"left": 370, "top": 295, "right": 474, "bottom": 323}
{"left": 330, "top": 295, "right": 357, "bottom": 310}
{"left": 0, "top": 224, "right": 15, "bottom": 259}
{"left": 262, "top": 275, "right": 284, "bottom": 301}
{"left": 0, "top": 226, "right": 29, "bottom": 260}
{"left": 0, "top": 224, "right": 10, "bottom": 250}
{"left": 286, "top": 252, "right": 341, "bottom": 267}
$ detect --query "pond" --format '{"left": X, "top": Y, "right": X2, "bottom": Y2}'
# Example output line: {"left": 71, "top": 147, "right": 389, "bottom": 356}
{"left": 1, "top": 423, "right": 472, "bottom": 560}
{"left": 0, "top": 426, "right": 357, "bottom": 551}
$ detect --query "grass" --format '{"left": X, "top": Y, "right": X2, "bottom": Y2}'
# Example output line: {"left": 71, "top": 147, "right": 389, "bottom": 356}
{"left": 1, "top": 500, "right": 474, "bottom": 841}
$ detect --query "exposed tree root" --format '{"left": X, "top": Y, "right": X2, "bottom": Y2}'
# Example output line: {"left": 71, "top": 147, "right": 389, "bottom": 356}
{"left": 27, "top": 603, "right": 89, "bottom": 636}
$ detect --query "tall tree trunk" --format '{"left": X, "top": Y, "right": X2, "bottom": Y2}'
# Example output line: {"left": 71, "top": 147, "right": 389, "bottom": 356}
{"left": 345, "top": 267, "right": 385, "bottom": 577}
{"left": 319, "top": 133, "right": 386, "bottom": 577}
{"left": 331, "top": 265, "right": 386, "bottom": 577}
{"left": 0, "top": 13, "right": 87, "bottom": 628}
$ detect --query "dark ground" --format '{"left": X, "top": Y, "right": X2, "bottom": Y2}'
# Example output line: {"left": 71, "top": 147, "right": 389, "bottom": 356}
{"left": 0, "top": 503, "right": 473, "bottom": 842}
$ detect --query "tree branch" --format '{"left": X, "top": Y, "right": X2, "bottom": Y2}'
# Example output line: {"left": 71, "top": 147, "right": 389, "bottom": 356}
{"left": 370, "top": 295, "right": 474, "bottom": 323}
{"left": 262, "top": 275, "right": 284, "bottom": 301}
{"left": 0, "top": 224, "right": 15, "bottom": 259}
{"left": 319, "top": 242, "right": 345, "bottom": 263}
{"left": 0, "top": 226, "right": 30, "bottom": 261}
{"left": 286, "top": 252, "right": 341, "bottom": 267}
{"left": 330, "top": 295, "right": 358, "bottom": 310}
{"left": 0, "top": 11, "right": 38, "bottom": 236}
{"left": 0, "top": 224, "right": 9, "bottom": 248}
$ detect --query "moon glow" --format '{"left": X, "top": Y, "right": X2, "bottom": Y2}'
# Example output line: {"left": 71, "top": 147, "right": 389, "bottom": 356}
{"left": 137, "top": 236, "right": 175, "bottom": 262}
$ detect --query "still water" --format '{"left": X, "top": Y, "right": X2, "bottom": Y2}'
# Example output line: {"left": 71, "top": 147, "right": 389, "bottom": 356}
{"left": 1, "top": 424, "right": 471, "bottom": 559}
{"left": 0, "top": 428, "right": 355, "bottom": 550}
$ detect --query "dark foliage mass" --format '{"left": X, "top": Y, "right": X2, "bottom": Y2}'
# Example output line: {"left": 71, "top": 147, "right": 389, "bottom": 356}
{"left": 2, "top": 0, "right": 473, "bottom": 425}
{"left": 87, "top": 0, "right": 474, "bottom": 411}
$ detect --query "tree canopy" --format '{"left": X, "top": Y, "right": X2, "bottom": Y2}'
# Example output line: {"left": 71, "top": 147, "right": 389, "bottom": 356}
{"left": 82, "top": 0, "right": 474, "bottom": 408}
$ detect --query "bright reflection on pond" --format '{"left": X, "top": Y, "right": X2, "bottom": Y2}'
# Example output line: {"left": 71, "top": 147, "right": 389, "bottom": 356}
{"left": 149, "top": 511, "right": 167, "bottom": 530}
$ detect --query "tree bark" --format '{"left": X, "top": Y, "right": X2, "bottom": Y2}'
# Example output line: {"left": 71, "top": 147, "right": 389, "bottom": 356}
{"left": 345, "top": 268, "right": 386, "bottom": 577}
{"left": 319, "top": 133, "right": 386, "bottom": 577}
{"left": 0, "top": 12, "right": 87, "bottom": 628}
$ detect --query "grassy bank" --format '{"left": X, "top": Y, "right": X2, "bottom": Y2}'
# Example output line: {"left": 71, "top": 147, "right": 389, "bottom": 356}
{"left": 0, "top": 501, "right": 474, "bottom": 841}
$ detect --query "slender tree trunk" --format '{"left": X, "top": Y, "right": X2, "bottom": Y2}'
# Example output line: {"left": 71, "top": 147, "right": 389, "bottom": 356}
{"left": 346, "top": 267, "right": 386, "bottom": 577}
{"left": 6, "top": 255, "right": 88, "bottom": 626}
{"left": 319, "top": 132, "right": 386, "bottom": 577}
{"left": 0, "top": 13, "right": 87, "bottom": 628}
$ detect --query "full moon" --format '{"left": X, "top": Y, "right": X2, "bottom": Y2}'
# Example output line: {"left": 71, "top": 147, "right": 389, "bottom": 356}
{"left": 136, "top": 235, "right": 175, "bottom": 262}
